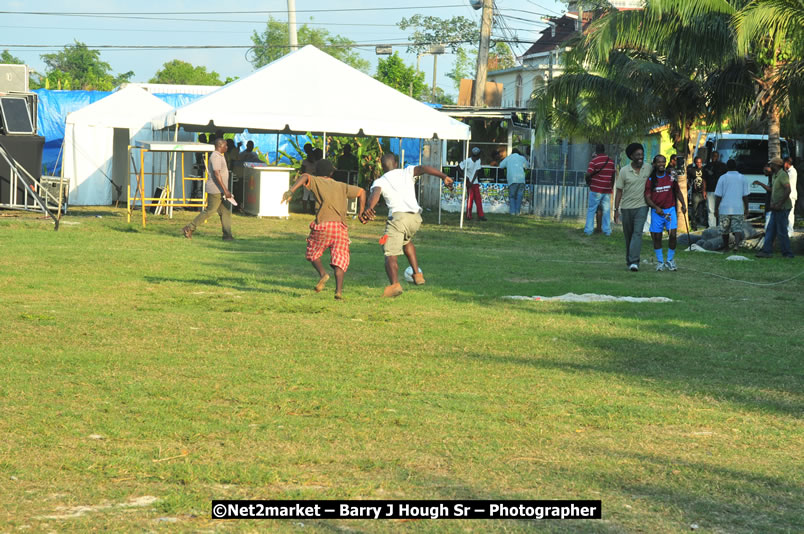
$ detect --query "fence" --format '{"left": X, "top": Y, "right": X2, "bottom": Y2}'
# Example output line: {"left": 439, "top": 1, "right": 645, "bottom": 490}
{"left": 440, "top": 142, "right": 612, "bottom": 219}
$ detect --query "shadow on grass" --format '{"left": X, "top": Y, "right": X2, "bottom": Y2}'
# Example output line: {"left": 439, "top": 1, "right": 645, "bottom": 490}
{"left": 129, "top": 215, "right": 802, "bottom": 421}
{"left": 590, "top": 446, "right": 802, "bottom": 533}
{"left": 464, "top": 330, "right": 801, "bottom": 418}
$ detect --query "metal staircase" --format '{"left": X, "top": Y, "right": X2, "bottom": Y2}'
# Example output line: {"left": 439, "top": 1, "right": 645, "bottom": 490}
{"left": 0, "top": 143, "right": 64, "bottom": 230}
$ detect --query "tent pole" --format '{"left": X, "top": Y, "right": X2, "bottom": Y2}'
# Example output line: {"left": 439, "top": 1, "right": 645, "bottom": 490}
{"left": 438, "top": 177, "right": 442, "bottom": 225}
{"left": 323, "top": 132, "right": 327, "bottom": 158}
{"left": 459, "top": 141, "right": 468, "bottom": 229}
{"left": 417, "top": 140, "right": 423, "bottom": 202}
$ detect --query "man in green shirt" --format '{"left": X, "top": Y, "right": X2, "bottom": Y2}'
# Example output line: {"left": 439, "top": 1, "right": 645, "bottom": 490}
{"left": 755, "top": 157, "right": 794, "bottom": 258}
{"left": 614, "top": 143, "right": 651, "bottom": 271}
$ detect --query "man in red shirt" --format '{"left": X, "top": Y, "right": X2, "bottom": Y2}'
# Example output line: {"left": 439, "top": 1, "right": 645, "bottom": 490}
{"left": 584, "top": 144, "right": 616, "bottom": 236}
{"left": 644, "top": 155, "right": 687, "bottom": 271}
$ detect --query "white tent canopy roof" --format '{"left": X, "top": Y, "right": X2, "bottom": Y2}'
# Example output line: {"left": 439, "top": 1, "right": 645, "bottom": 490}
{"left": 63, "top": 86, "right": 177, "bottom": 206}
{"left": 153, "top": 45, "right": 470, "bottom": 140}
{"left": 67, "top": 85, "right": 174, "bottom": 128}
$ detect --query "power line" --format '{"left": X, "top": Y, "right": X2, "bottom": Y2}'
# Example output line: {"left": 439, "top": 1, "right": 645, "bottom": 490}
{"left": 0, "top": 5, "right": 469, "bottom": 24}
{"left": 525, "top": 0, "right": 562, "bottom": 16}
{"left": 0, "top": 39, "right": 541, "bottom": 51}
{"left": 0, "top": 22, "right": 400, "bottom": 33}
{"left": 0, "top": 6, "right": 467, "bottom": 15}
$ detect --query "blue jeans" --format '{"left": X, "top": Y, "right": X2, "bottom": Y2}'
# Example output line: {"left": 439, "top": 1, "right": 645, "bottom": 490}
{"left": 584, "top": 191, "right": 611, "bottom": 235}
{"left": 508, "top": 183, "right": 525, "bottom": 214}
{"left": 762, "top": 209, "right": 793, "bottom": 257}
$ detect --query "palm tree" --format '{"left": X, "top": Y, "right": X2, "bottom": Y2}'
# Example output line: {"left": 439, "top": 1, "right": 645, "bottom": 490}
{"left": 735, "top": 0, "right": 804, "bottom": 155}
{"left": 533, "top": 0, "right": 804, "bottom": 159}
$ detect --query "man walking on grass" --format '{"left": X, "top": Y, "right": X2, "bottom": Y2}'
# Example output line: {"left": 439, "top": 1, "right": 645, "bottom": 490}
{"left": 614, "top": 143, "right": 651, "bottom": 271}
{"left": 360, "top": 153, "right": 453, "bottom": 298}
{"left": 182, "top": 138, "right": 234, "bottom": 241}
{"left": 282, "top": 159, "right": 366, "bottom": 300}
{"left": 583, "top": 143, "right": 616, "bottom": 236}
{"left": 644, "top": 155, "right": 687, "bottom": 272}
{"left": 754, "top": 157, "right": 794, "bottom": 259}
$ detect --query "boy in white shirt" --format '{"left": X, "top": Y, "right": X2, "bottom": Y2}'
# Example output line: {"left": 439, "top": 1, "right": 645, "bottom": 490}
{"left": 361, "top": 153, "right": 453, "bottom": 297}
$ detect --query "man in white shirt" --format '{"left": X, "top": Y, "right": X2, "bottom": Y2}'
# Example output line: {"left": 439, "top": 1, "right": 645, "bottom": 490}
{"left": 784, "top": 157, "right": 797, "bottom": 235}
{"left": 360, "top": 153, "right": 453, "bottom": 298}
{"left": 714, "top": 159, "right": 749, "bottom": 249}
{"left": 499, "top": 148, "right": 529, "bottom": 215}
{"left": 459, "top": 147, "right": 486, "bottom": 221}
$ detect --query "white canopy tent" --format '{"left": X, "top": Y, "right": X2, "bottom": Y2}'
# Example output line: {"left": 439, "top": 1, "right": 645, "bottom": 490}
{"left": 152, "top": 45, "right": 471, "bottom": 141}
{"left": 63, "top": 86, "right": 184, "bottom": 206}
{"left": 152, "top": 45, "right": 472, "bottom": 224}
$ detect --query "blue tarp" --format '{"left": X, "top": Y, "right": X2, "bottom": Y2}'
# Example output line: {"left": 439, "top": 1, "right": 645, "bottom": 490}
{"left": 34, "top": 89, "right": 205, "bottom": 175}
{"left": 35, "top": 90, "right": 111, "bottom": 175}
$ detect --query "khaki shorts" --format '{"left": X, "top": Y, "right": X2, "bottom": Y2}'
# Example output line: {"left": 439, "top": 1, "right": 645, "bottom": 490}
{"left": 719, "top": 214, "right": 744, "bottom": 234}
{"left": 383, "top": 212, "right": 422, "bottom": 256}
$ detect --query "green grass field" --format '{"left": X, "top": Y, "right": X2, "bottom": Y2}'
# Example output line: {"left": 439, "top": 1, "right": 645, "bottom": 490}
{"left": 1, "top": 206, "right": 802, "bottom": 533}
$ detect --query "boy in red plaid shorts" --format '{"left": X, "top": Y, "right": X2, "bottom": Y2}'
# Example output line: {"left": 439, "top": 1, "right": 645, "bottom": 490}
{"left": 283, "top": 159, "right": 365, "bottom": 300}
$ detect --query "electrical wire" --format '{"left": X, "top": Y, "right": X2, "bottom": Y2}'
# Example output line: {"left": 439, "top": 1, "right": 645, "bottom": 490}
{"left": 1, "top": 38, "right": 548, "bottom": 51}
{"left": 526, "top": 0, "right": 562, "bottom": 16}
{"left": 0, "top": 6, "right": 468, "bottom": 15}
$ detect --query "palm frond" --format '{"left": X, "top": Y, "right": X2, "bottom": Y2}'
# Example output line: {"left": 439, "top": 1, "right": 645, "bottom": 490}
{"left": 735, "top": 0, "right": 804, "bottom": 57}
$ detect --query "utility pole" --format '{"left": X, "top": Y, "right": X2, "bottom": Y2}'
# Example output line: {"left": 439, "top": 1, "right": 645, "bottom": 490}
{"left": 472, "top": 0, "right": 494, "bottom": 107}
{"left": 432, "top": 54, "right": 438, "bottom": 102}
{"left": 288, "top": 0, "right": 298, "bottom": 52}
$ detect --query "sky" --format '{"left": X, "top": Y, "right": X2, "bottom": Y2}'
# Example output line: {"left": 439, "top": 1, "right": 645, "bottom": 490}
{"left": 1, "top": 0, "right": 566, "bottom": 97}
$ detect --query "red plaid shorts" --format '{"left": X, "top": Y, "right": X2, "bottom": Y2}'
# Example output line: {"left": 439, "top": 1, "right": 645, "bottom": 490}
{"left": 305, "top": 221, "right": 351, "bottom": 271}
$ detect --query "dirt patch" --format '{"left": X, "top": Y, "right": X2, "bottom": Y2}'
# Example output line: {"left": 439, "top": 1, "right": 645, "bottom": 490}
{"left": 38, "top": 495, "right": 158, "bottom": 520}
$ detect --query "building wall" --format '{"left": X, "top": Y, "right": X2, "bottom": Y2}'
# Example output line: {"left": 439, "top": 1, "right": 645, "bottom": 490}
{"left": 487, "top": 69, "right": 549, "bottom": 108}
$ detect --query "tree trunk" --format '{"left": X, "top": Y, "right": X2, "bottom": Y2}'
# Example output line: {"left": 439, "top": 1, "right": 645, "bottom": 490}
{"left": 768, "top": 103, "right": 781, "bottom": 159}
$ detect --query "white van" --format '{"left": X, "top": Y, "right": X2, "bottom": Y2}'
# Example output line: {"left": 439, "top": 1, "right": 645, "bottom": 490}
{"left": 697, "top": 133, "right": 790, "bottom": 215}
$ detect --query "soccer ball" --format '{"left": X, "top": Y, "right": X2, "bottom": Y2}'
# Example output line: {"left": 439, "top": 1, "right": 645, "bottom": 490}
{"left": 403, "top": 266, "right": 423, "bottom": 283}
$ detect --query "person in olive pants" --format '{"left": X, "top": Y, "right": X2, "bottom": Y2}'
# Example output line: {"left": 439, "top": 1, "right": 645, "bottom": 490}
{"left": 183, "top": 138, "right": 234, "bottom": 240}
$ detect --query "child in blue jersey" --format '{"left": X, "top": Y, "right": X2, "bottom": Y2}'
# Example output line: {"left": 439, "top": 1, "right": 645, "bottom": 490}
{"left": 644, "top": 155, "right": 687, "bottom": 271}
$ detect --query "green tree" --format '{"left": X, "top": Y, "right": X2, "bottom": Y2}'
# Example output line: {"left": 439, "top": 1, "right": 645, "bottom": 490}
{"left": 446, "top": 47, "right": 476, "bottom": 92}
{"left": 1, "top": 50, "right": 24, "bottom": 64}
{"left": 400, "top": 14, "right": 481, "bottom": 100}
{"left": 543, "top": 0, "right": 804, "bottom": 158}
{"left": 431, "top": 87, "right": 456, "bottom": 105}
{"left": 489, "top": 42, "right": 517, "bottom": 71}
{"left": 150, "top": 60, "right": 223, "bottom": 86}
{"left": 40, "top": 41, "right": 133, "bottom": 90}
{"left": 250, "top": 17, "right": 370, "bottom": 72}
{"left": 0, "top": 49, "right": 43, "bottom": 88}
{"left": 374, "top": 53, "right": 428, "bottom": 99}
{"left": 398, "top": 15, "right": 478, "bottom": 54}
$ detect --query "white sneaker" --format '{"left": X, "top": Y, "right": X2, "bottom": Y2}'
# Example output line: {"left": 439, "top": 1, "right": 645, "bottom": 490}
{"left": 656, "top": 262, "right": 665, "bottom": 272}
{"left": 629, "top": 264, "right": 639, "bottom": 272}
{"left": 667, "top": 259, "right": 677, "bottom": 271}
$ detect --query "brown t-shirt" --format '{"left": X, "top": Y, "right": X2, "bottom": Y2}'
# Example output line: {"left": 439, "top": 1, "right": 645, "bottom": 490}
{"left": 206, "top": 151, "right": 228, "bottom": 194}
{"left": 306, "top": 175, "right": 362, "bottom": 224}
